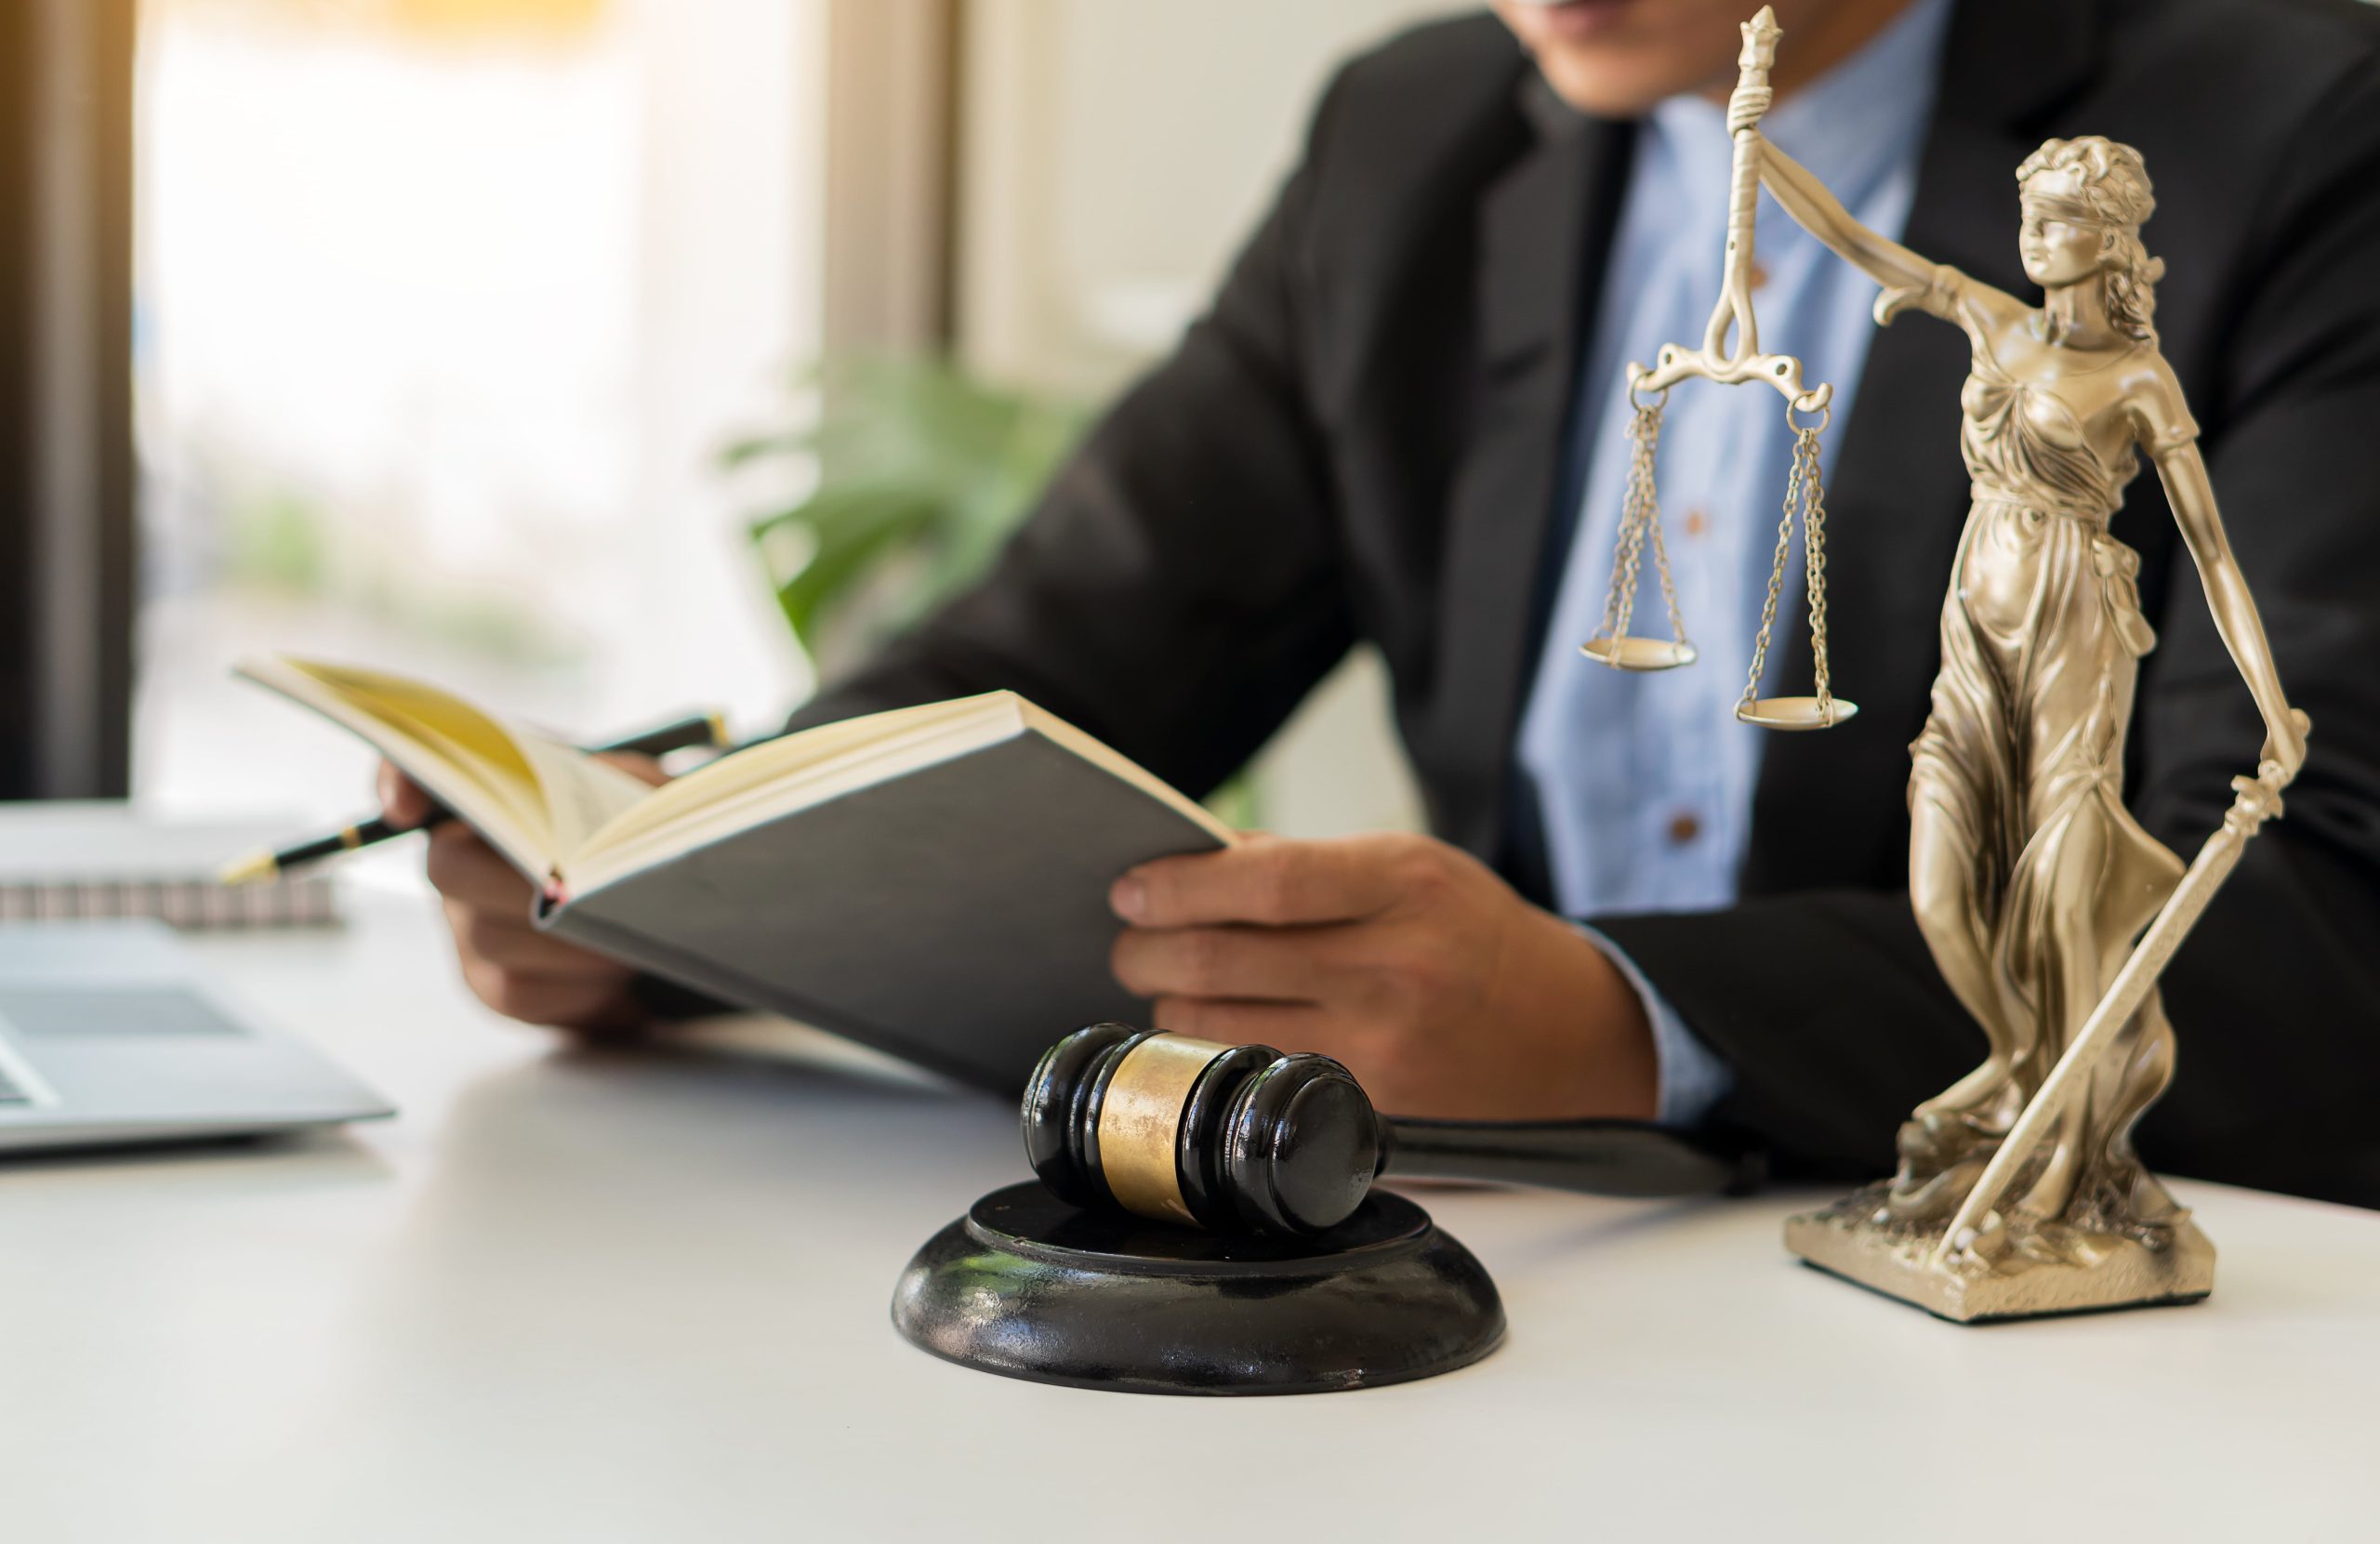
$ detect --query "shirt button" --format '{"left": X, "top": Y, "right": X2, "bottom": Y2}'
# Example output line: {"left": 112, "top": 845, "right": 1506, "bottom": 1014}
{"left": 1749, "top": 258, "right": 1770, "bottom": 292}
{"left": 1683, "top": 508, "right": 1709, "bottom": 539}
{"left": 1666, "top": 812, "right": 1702, "bottom": 845}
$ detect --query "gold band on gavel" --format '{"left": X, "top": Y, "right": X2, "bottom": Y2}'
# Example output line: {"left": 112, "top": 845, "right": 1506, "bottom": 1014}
{"left": 1095, "top": 1033, "right": 1232, "bottom": 1227}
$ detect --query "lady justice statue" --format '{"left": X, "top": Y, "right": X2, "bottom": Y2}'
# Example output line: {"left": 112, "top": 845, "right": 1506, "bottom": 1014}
{"left": 1633, "top": 12, "right": 2311, "bottom": 1320}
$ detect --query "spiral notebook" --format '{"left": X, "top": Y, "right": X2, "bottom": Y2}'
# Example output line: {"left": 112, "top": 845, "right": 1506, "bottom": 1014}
{"left": 0, "top": 802, "right": 340, "bottom": 930}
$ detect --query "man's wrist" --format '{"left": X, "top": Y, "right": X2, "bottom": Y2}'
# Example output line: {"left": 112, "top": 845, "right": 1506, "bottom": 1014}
{"left": 1571, "top": 921, "right": 1735, "bottom": 1128}
{"left": 1525, "top": 908, "right": 1658, "bottom": 1120}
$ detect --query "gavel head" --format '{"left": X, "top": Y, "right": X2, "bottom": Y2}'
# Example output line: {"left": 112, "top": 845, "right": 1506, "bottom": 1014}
{"left": 1021, "top": 1023, "right": 1386, "bottom": 1237}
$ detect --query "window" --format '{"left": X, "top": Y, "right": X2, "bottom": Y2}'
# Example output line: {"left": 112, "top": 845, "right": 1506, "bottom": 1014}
{"left": 131, "top": 0, "right": 826, "bottom": 822}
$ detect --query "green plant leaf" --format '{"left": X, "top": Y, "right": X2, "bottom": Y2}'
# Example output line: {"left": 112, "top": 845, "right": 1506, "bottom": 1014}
{"left": 727, "top": 351, "right": 1091, "bottom": 666}
{"left": 719, "top": 429, "right": 815, "bottom": 468}
{"left": 759, "top": 482, "right": 942, "bottom": 653}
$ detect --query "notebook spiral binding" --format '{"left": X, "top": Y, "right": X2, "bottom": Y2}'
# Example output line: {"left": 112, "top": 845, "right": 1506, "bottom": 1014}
{"left": 0, "top": 874, "right": 341, "bottom": 930}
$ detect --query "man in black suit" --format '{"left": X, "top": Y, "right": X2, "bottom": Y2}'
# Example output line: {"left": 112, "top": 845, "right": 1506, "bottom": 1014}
{"left": 402, "top": 0, "right": 2380, "bottom": 1207}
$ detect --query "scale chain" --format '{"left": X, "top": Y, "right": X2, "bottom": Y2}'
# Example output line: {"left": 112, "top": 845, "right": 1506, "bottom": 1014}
{"left": 1617, "top": 439, "right": 1648, "bottom": 640}
{"left": 1738, "top": 421, "right": 1836, "bottom": 721}
{"left": 1644, "top": 413, "right": 1690, "bottom": 652}
{"left": 1799, "top": 426, "right": 1834, "bottom": 718}
{"left": 1595, "top": 416, "right": 1632, "bottom": 644}
{"left": 1595, "top": 394, "right": 1681, "bottom": 653}
{"left": 1740, "top": 429, "right": 1802, "bottom": 713}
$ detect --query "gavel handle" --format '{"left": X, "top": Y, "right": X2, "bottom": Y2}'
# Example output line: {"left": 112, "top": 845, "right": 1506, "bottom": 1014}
{"left": 1382, "top": 1116, "right": 1765, "bottom": 1200}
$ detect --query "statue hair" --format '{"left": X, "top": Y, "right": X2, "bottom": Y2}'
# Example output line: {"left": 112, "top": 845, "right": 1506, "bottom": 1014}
{"left": 2017, "top": 137, "right": 2164, "bottom": 344}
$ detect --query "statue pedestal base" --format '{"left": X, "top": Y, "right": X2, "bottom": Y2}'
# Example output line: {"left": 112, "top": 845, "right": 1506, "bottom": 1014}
{"left": 1785, "top": 1186, "right": 2215, "bottom": 1323}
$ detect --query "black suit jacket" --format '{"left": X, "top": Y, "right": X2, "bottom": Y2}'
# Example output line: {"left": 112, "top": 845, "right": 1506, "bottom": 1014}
{"left": 790, "top": 0, "right": 2380, "bottom": 1207}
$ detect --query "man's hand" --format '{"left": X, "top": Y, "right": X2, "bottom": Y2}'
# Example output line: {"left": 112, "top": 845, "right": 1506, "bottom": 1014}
{"left": 1108, "top": 832, "right": 1659, "bottom": 1120}
{"left": 379, "top": 757, "right": 668, "bottom": 1036}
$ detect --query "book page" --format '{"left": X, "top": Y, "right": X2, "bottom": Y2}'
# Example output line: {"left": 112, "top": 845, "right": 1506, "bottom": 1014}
{"left": 561, "top": 692, "right": 1236, "bottom": 895}
{"left": 236, "top": 656, "right": 643, "bottom": 878}
{"left": 571, "top": 696, "right": 990, "bottom": 865}
{"left": 312, "top": 666, "right": 653, "bottom": 861}
{"left": 513, "top": 735, "right": 653, "bottom": 861}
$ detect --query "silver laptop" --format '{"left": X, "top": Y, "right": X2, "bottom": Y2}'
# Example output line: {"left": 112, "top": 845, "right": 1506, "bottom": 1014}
{"left": 0, "top": 920, "right": 391, "bottom": 1153}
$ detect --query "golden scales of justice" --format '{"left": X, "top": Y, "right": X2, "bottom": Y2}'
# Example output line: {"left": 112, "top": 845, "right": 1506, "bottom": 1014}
{"left": 1584, "top": 9, "right": 2310, "bottom": 1320}
{"left": 1578, "top": 6, "right": 1852, "bottom": 733}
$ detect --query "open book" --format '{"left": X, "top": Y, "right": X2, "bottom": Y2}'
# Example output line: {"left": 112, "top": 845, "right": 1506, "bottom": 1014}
{"left": 238, "top": 656, "right": 1235, "bottom": 1091}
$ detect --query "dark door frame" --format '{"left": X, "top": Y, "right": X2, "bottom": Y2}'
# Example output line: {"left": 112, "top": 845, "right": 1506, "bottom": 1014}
{"left": 0, "top": 0, "right": 138, "bottom": 798}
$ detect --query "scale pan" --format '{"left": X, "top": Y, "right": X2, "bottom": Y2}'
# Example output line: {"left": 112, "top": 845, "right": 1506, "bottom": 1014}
{"left": 1736, "top": 696, "right": 1858, "bottom": 732}
{"left": 1580, "top": 636, "right": 1698, "bottom": 671}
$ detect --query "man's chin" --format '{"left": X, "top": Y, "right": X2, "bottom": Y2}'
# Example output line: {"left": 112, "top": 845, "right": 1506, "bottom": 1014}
{"left": 1498, "top": 0, "right": 1739, "bottom": 119}
{"left": 1526, "top": 51, "right": 1705, "bottom": 120}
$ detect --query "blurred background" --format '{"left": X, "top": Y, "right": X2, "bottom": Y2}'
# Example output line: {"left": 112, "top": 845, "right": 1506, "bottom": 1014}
{"left": 2, "top": 0, "right": 1444, "bottom": 837}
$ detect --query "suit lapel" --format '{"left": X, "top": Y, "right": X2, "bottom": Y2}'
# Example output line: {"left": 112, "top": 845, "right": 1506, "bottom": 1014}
{"left": 1433, "top": 80, "right": 1631, "bottom": 877}
{"left": 1740, "top": 0, "right": 2107, "bottom": 893}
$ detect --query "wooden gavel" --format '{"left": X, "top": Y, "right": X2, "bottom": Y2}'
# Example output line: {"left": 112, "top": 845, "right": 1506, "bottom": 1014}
{"left": 1022, "top": 1023, "right": 1765, "bottom": 1237}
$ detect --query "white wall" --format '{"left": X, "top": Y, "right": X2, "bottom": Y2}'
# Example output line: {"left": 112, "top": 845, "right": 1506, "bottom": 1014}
{"left": 959, "top": 0, "right": 1455, "bottom": 395}
{"left": 956, "top": 0, "right": 1461, "bottom": 835}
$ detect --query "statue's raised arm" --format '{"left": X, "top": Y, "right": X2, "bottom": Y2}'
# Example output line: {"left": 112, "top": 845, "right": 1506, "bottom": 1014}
{"left": 1756, "top": 139, "right": 2024, "bottom": 334}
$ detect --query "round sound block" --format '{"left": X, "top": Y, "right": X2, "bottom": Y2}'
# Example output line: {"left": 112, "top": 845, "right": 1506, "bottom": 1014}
{"left": 891, "top": 1181, "right": 1504, "bottom": 1395}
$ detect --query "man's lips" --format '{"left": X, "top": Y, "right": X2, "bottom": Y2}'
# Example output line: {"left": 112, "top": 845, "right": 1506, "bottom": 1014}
{"left": 1517, "top": 0, "right": 1638, "bottom": 43}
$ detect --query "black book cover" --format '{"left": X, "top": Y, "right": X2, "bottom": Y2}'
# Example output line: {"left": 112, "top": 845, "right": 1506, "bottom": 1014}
{"left": 541, "top": 728, "right": 1228, "bottom": 1094}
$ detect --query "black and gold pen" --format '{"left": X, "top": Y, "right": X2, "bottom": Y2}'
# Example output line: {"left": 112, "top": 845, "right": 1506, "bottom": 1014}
{"left": 218, "top": 710, "right": 731, "bottom": 886}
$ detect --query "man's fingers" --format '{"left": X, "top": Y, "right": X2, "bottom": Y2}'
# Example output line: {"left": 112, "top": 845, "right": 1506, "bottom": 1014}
{"left": 1112, "top": 924, "right": 1347, "bottom": 1004}
{"left": 595, "top": 750, "right": 670, "bottom": 788}
{"left": 377, "top": 760, "right": 437, "bottom": 827}
{"left": 412, "top": 778, "right": 643, "bottom": 1035}
{"left": 449, "top": 899, "right": 636, "bottom": 1030}
{"left": 424, "top": 823, "right": 533, "bottom": 909}
{"left": 461, "top": 957, "right": 637, "bottom": 1031}
{"left": 447, "top": 900, "right": 621, "bottom": 979}
{"left": 1142, "top": 1000, "right": 1447, "bottom": 1114}
{"left": 1146, "top": 1004, "right": 1435, "bottom": 1115}
{"left": 1113, "top": 835, "right": 1409, "bottom": 929}
{"left": 1147, "top": 996, "right": 1331, "bottom": 1049}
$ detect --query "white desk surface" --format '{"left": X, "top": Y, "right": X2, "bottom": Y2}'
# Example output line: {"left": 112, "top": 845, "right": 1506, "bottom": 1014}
{"left": 3, "top": 891, "right": 2374, "bottom": 1544}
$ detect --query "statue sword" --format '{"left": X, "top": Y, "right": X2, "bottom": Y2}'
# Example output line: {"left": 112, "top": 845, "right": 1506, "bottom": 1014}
{"left": 1930, "top": 757, "right": 2299, "bottom": 1268}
